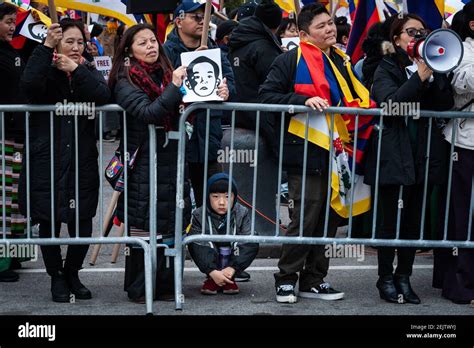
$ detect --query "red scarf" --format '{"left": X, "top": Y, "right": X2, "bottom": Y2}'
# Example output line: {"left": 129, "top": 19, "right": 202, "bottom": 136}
{"left": 129, "top": 59, "right": 174, "bottom": 131}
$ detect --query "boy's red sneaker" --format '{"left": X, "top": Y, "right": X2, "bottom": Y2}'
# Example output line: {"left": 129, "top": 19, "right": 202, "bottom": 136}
{"left": 223, "top": 281, "right": 239, "bottom": 294}
{"left": 201, "top": 278, "right": 221, "bottom": 295}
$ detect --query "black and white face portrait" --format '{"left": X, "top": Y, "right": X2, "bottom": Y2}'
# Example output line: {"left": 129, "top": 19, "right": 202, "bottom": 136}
{"left": 185, "top": 56, "right": 221, "bottom": 97}
{"left": 28, "top": 22, "right": 47, "bottom": 41}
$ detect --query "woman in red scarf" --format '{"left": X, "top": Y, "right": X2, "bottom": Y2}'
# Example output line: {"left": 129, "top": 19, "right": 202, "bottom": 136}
{"left": 109, "top": 24, "right": 214, "bottom": 303}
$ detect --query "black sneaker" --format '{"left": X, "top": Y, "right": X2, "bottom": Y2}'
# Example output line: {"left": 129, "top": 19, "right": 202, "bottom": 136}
{"left": 276, "top": 284, "right": 297, "bottom": 303}
{"left": 0, "top": 270, "right": 19, "bottom": 282}
{"left": 234, "top": 270, "right": 250, "bottom": 282}
{"left": 299, "top": 282, "right": 344, "bottom": 300}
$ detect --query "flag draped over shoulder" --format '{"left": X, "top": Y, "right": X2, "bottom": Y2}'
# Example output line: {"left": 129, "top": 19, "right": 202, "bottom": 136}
{"left": 288, "top": 41, "right": 376, "bottom": 218}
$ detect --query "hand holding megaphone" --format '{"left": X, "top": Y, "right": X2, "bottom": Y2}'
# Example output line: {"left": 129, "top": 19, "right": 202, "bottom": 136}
{"left": 414, "top": 58, "right": 433, "bottom": 82}
{"left": 407, "top": 28, "right": 464, "bottom": 74}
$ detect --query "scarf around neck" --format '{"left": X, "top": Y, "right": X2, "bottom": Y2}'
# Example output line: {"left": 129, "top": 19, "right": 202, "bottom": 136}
{"left": 129, "top": 59, "right": 174, "bottom": 131}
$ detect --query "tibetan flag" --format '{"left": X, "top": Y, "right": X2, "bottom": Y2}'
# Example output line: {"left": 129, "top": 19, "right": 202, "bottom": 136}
{"left": 275, "top": 0, "right": 300, "bottom": 16}
{"left": 156, "top": 13, "right": 173, "bottom": 43}
{"left": 445, "top": 0, "right": 469, "bottom": 17}
{"left": 275, "top": 0, "right": 296, "bottom": 13}
{"left": 288, "top": 41, "right": 376, "bottom": 218}
{"left": 34, "top": 0, "right": 140, "bottom": 26}
{"left": 349, "top": 0, "right": 358, "bottom": 20}
{"left": 404, "top": 0, "right": 444, "bottom": 30}
{"left": 346, "top": 0, "right": 386, "bottom": 63}
{"left": 11, "top": 7, "right": 30, "bottom": 49}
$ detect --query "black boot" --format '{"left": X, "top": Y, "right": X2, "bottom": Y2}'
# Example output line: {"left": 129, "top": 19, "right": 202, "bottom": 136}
{"left": 51, "top": 270, "right": 71, "bottom": 303}
{"left": 65, "top": 269, "right": 92, "bottom": 300}
{"left": 0, "top": 270, "right": 19, "bottom": 282}
{"left": 376, "top": 275, "right": 399, "bottom": 303}
{"left": 394, "top": 274, "right": 421, "bottom": 304}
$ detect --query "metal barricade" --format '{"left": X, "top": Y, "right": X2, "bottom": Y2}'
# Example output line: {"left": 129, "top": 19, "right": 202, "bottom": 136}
{"left": 173, "top": 102, "right": 474, "bottom": 310}
{"left": 0, "top": 104, "right": 163, "bottom": 315}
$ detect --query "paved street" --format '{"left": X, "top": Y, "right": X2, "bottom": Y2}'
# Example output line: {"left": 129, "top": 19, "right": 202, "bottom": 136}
{"left": 1, "top": 141, "right": 473, "bottom": 315}
{"left": 1, "top": 249, "right": 473, "bottom": 315}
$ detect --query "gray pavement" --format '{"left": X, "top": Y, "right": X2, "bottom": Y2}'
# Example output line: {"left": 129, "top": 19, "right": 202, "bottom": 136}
{"left": 1, "top": 250, "right": 473, "bottom": 315}
{"left": 1, "top": 140, "right": 473, "bottom": 316}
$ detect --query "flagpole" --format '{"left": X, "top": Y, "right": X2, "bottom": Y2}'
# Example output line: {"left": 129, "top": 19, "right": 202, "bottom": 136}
{"left": 294, "top": 0, "right": 300, "bottom": 14}
{"left": 48, "top": 0, "right": 62, "bottom": 53}
{"left": 48, "top": 0, "right": 59, "bottom": 23}
{"left": 213, "top": 11, "right": 229, "bottom": 21}
{"left": 200, "top": 0, "right": 212, "bottom": 50}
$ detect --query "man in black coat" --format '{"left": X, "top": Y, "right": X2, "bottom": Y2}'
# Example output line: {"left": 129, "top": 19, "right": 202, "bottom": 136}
{"left": 259, "top": 3, "right": 345, "bottom": 304}
{"left": 163, "top": 0, "right": 235, "bottom": 208}
{"left": 228, "top": 0, "right": 283, "bottom": 151}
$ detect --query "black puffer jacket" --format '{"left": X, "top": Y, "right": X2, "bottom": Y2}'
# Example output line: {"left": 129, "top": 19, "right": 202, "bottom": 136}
{"left": 259, "top": 48, "right": 329, "bottom": 174}
{"left": 19, "top": 45, "right": 110, "bottom": 222}
{"left": 228, "top": 16, "right": 283, "bottom": 147}
{"left": 113, "top": 70, "right": 191, "bottom": 237}
{"left": 364, "top": 49, "right": 454, "bottom": 186}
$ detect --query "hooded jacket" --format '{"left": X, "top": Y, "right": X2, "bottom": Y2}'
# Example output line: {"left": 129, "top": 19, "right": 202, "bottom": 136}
{"left": 228, "top": 16, "right": 283, "bottom": 149}
{"left": 163, "top": 28, "right": 236, "bottom": 163}
{"left": 187, "top": 173, "right": 259, "bottom": 275}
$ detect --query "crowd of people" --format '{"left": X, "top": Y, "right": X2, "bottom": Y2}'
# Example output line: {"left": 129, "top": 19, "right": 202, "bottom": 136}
{"left": 1, "top": 0, "right": 473, "bottom": 308}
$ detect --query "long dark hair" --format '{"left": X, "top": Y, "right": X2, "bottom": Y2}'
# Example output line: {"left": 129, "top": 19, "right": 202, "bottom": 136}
{"left": 108, "top": 23, "right": 173, "bottom": 91}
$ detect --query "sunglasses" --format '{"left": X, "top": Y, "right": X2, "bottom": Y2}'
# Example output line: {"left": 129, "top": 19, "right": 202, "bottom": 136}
{"left": 402, "top": 27, "right": 430, "bottom": 37}
{"left": 187, "top": 13, "right": 205, "bottom": 23}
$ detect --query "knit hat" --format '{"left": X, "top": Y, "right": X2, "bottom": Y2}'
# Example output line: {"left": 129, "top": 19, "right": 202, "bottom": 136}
{"left": 237, "top": 1, "right": 258, "bottom": 21}
{"left": 255, "top": 0, "right": 282, "bottom": 30}
{"left": 207, "top": 173, "right": 238, "bottom": 212}
{"left": 216, "top": 20, "right": 238, "bottom": 41}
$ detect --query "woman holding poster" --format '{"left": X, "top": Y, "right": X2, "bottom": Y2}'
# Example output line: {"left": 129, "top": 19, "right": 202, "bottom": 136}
{"left": 109, "top": 23, "right": 192, "bottom": 303}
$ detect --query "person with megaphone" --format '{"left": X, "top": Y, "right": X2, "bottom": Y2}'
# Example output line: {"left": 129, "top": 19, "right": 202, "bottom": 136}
{"left": 364, "top": 13, "right": 455, "bottom": 305}
{"left": 433, "top": 1, "right": 474, "bottom": 305}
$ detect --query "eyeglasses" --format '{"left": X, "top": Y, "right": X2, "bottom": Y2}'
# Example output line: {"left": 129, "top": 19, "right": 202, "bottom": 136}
{"left": 186, "top": 13, "right": 205, "bottom": 23}
{"left": 402, "top": 28, "right": 429, "bottom": 37}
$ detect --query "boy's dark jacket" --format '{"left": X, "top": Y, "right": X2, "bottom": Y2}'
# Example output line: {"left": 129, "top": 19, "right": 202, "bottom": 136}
{"left": 188, "top": 174, "right": 258, "bottom": 275}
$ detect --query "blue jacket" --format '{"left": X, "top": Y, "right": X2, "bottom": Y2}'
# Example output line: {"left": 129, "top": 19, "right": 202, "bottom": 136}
{"left": 163, "top": 28, "right": 236, "bottom": 163}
